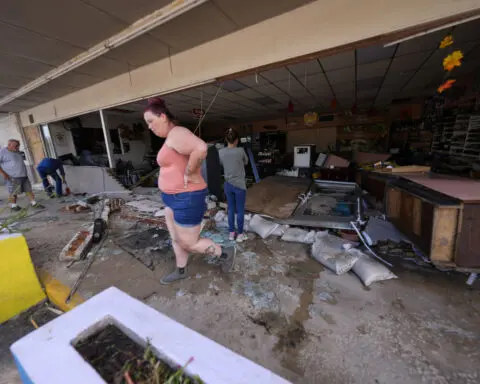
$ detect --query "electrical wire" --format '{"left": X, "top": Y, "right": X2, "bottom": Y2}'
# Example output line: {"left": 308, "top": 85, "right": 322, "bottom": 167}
{"left": 193, "top": 83, "right": 224, "bottom": 135}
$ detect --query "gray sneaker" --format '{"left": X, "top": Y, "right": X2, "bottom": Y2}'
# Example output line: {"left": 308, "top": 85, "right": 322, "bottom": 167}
{"left": 220, "top": 247, "right": 236, "bottom": 273}
{"left": 160, "top": 267, "right": 188, "bottom": 285}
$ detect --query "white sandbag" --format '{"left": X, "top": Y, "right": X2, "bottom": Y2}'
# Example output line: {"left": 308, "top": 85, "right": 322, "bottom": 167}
{"left": 311, "top": 234, "right": 359, "bottom": 274}
{"left": 214, "top": 210, "right": 227, "bottom": 222}
{"left": 249, "top": 215, "right": 279, "bottom": 239}
{"left": 349, "top": 249, "right": 397, "bottom": 286}
{"left": 271, "top": 224, "right": 289, "bottom": 237}
{"left": 281, "top": 228, "right": 316, "bottom": 244}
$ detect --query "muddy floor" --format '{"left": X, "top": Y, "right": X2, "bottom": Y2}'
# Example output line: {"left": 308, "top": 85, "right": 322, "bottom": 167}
{"left": 1, "top": 190, "right": 480, "bottom": 384}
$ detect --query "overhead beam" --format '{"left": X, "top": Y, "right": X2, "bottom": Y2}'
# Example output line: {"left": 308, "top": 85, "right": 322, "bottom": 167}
{"left": 19, "top": 0, "right": 480, "bottom": 126}
{"left": 0, "top": 0, "right": 209, "bottom": 108}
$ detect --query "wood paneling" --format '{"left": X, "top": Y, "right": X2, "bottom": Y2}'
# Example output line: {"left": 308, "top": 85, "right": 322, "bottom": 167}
{"left": 455, "top": 204, "right": 480, "bottom": 268}
{"left": 23, "top": 125, "right": 45, "bottom": 180}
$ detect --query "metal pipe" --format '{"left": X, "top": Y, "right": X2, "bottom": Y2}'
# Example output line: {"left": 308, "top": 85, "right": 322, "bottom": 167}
{"left": 100, "top": 110, "right": 115, "bottom": 169}
{"left": 0, "top": 0, "right": 209, "bottom": 108}
{"left": 351, "top": 221, "right": 393, "bottom": 267}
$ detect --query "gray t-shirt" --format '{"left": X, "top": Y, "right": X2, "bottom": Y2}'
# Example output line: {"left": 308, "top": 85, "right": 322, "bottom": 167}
{"left": 219, "top": 147, "right": 248, "bottom": 190}
{"left": 0, "top": 147, "right": 27, "bottom": 178}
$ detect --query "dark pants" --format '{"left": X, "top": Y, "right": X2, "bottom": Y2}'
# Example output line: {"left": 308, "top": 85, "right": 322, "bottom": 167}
{"left": 224, "top": 182, "right": 246, "bottom": 234}
{"left": 37, "top": 167, "right": 63, "bottom": 197}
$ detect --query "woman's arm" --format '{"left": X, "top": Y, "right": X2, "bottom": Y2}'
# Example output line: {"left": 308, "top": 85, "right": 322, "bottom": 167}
{"left": 168, "top": 127, "right": 207, "bottom": 176}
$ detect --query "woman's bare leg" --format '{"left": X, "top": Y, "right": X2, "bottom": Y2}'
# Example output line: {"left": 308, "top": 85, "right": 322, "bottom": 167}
{"left": 164, "top": 207, "right": 190, "bottom": 268}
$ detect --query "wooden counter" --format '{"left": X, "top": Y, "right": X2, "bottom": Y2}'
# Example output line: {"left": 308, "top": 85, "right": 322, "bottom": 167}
{"left": 379, "top": 174, "right": 480, "bottom": 269}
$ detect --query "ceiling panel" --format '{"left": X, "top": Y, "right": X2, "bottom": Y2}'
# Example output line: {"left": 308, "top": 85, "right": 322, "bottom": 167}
{"left": 454, "top": 19, "right": 480, "bottom": 43}
{"left": 388, "top": 51, "right": 432, "bottom": 73}
{"left": 234, "top": 88, "right": 264, "bottom": 99}
{"left": 357, "top": 60, "right": 390, "bottom": 80}
{"left": 105, "top": 35, "right": 170, "bottom": 68}
{"left": 0, "top": 0, "right": 127, "bottom": 49}
{"left": 0, "top": 74, "right": 31, "bottom": 89}
{"left": 319, "top": 51, "right": 355, "bottom": 71}
{"left": 0, "top": 98, "right": 40, "bottom": 112}
{"left": 325, "top": 67, "right": 355, "bottom": 84}
{"left": 357, "top": 44, "right": 396, "bottom": 65}
{"left": 253, "top": 83, "right": 285, "bottom": 96}
{"left": 357, "top": 88, "right": 378, "bottom": 100}
{"left": 300, "top": 73, "right": 328, "bottom": 88}
{"left": 357, "top": 77, "right": 383, "bottom": 91}
{"left": 275, "top": 79, "right": 305, "bottom": 93}
{"left": 261, "top": 68, "right": 292, "bottom": 82}
{"left": 0, "top": 55, "right": 54, "bottom": 79}
{"left": 149, "top": 2, "right": 236, "bottom": 50}
{"left": 213, "top": 0, "right": 312, "bottom": 28}
{"left": 27, "top": 82, "right": 81, "bottom": 101}
{"left": 381, "top": 71, "right": 414, "bottom": 88}
{"left": 395, "top": 30, "right": 446, "bottom": 56}
{"left": 238, "top": 74, "right": 269, "bottom": 88}
{"left": 288, "top": 59, "right": 322, "bottom": 77}
{"left": 81, "top": 0, "right": 171, "bottom": 24}
{"left": 0, "top": 22, "right": 83, "bottom": 66}
{"left": 75, "top": 56, "right": 129, "bottom": 79}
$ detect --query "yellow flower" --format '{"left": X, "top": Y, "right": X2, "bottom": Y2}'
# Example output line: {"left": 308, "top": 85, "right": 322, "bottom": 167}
{"left": 439, "top": 35, "right": 454, "bottom": 49}
{"left": 437, "top": 79, "right": 456, "bottom": 93}
{"left": 443, "top": 50, "right": 463, "bottom": 71}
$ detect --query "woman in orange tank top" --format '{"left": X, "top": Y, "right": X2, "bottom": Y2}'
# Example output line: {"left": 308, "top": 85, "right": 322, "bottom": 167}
{"left": 144, "top": 98, "right": 235, "bottom": 284}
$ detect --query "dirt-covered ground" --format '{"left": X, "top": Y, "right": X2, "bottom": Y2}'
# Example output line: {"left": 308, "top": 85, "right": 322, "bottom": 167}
{"left": 1, "top": 189, "right": 479, "bottom": 384}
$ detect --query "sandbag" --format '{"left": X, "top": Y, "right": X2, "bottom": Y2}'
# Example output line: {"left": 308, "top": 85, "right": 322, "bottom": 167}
{"left": 349, "top": 249, "right": 397, "bottom": 286}
{"left": 249, "top": 215, "right": 279, "bottom": 239}
{"left": 272, "top": 224, "right": 289, "bottom": 237}
{"left": 281, "top": 228, "right": 315, "bottom": 244}
{"left": 311, "top": 234, "right": 359, "bottom": 274}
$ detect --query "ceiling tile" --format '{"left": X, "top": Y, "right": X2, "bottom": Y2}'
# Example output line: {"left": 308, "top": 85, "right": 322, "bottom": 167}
{"left": 357, "top": 77, "right": 384, "bottom": 91}
{"left": 149, "top": 2, "right": 236, "bottom": 50}
{"left": 261, "top": 67, "right": 292, "bottom": 82}
{"left": 395, "top": 30, "right": 446, "bottom": 56}
{"left": 0, "top": 55, "right": 54, "bottom": 79}
{"left": 357, "top": 60, "right": 389, "bottom": 80}
{"left": 0, "top": 0, "right": 127, "bottom": 48}
{"left": 235, "top": 88, "right": 263, "bottom": 99}
{"left": 389, "top": 51, "right": 432, "bottom": 73}
{"left": 357, "top": 44, "right": 396, "bottom": 64}
{"left": 81, "top": 0, "right": 171, "bottom": 24}
{"left": 288, "top": 60, "right": 322, "bottom": 77}
{"left": 320, "top": 51, "right": 355, "bottom": 71}
{"left": 253, "top": 83, "right": 284, "bottom": 96}
{"left": 300, "top": 73, "right": 328, "bottom": 88}
{"left": 105, "top": 35, "right": 170, "bottom": 68}
{"left": 275, "top": 79, "right": 305, "bottom": 93}
{"left": 0, "top": 22, "right": 83, "bottom": 66}
{"left": 357, "top": 88, "right": 378, "bottom": 100}
{"left": 325, "top": 67, "right": 355, "bottom": 84}
{"left": 454, "top": 19, "right": 480, "bottom": 43}
{"left": 50, "top": 71, "right": 102, "bottom": 88}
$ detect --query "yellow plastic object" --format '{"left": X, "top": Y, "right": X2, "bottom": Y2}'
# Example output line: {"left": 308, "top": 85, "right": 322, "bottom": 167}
{"left": 0, "top": 233, "right": 46, "bottom": 324}
{"left": 38, "top": 270, "right": 84, "bottom": 312}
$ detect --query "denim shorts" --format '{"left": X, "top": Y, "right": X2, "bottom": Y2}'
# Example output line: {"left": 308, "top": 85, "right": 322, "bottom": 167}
{"left": 162, "top": 189, "right": 208, "bottom": 227}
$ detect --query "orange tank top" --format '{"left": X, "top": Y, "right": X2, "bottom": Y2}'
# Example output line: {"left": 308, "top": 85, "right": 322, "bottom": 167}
{"left": 157, "top": 143, "right": 207, "bottom": 194}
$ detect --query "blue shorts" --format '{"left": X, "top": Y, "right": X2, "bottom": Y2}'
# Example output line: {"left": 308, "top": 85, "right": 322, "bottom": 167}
{"left": 162, "top": 189, "right": 208, "bottom": 227}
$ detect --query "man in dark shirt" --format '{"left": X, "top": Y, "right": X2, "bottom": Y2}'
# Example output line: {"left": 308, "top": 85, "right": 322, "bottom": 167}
{"left": 36, "top": 158, "right": 66, "bottom": 197}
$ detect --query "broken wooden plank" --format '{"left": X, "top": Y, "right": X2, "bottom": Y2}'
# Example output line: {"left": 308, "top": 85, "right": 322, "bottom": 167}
{"left": 430, "top": 207, "right": 460, "bottom": 263}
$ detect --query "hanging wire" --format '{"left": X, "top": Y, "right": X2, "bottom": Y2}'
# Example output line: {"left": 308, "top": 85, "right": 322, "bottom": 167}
{"left": 194, "top": 83, "right": 224, "bottom": 134}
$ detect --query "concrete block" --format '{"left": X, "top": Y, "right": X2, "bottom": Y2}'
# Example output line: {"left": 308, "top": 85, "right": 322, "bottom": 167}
{"left": 0, "top": 234, "right": 46, "bottom": 324}
{"left": 59, "top": 228, "right": 93, "bottom": 262}
{"left": 63, "top": 165, "right": 129, "bottom": 195}
{"left": 11, "top": 287, "right": 291, "bottom": 384}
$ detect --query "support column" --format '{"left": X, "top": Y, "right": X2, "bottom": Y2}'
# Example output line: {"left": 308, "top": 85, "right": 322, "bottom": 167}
{"left": 99, "top": 110, "right": 115, "bottom": 169}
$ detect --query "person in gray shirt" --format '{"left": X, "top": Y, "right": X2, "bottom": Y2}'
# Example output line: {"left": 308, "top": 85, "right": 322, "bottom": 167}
{"left": 218, "top": 128, "right": 248, "bottom": 242}
{"left": 0, "top": 139, "right": 43, "bottom": 211}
